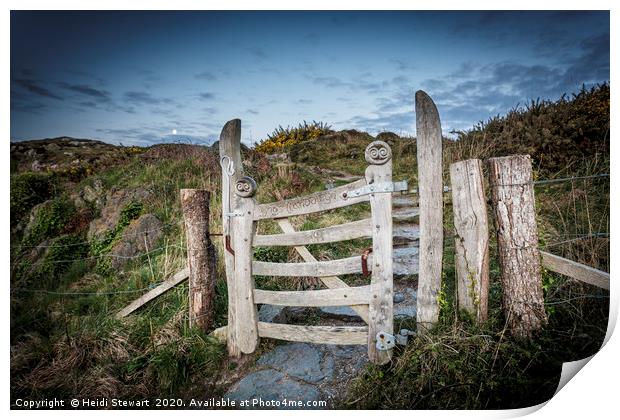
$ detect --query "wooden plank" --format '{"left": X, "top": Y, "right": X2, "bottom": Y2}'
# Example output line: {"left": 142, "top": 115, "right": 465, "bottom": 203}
{"left": 541, "top": 251, "right": 610, "bottom": 290}
{"left": 276, "top": 219, "right": 370, "bottom": 323}
{"left": 181, "top": 189, "right": 217, "bottom": 331}
{"left": 364, "top": 141, "right": 394, "bottom": 365}
{"left": 253, "top": 218, "right": 372, "bottom": 247}
{"left": 489, "top": 155, "right": 547, "bottom": 338}
{"left": 257, "top": 322, "right": 368, "bottom": 345}
{"left": 415, "top": 90, "right": 444, "bottom": 332}
{"left": 219, "top": 118, "right": 254, "bottom": 356}
{"left": 253, "top": 254, "right": 372, "bottom": 277}
{"left": 231, "top": 197, "right": 260, "bottom": 354}
{"left": 254, "top": 179, "right": 368, "bottom": 220}
{"left": 253, "top": 285, "right": 371, "bottom": 307}
{"left": 449, "top": 159, "right": 490, "bottom": 323}
{"left": 116, "top": 268, "right": 189, "bottom": 318}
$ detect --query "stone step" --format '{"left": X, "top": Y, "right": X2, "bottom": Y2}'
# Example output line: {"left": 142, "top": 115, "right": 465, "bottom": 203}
{"left": 393, "top": 195, "right": 418, "bottom": 208}
{"left": 393, "top": 207, "right": 419, "bottom": 223}
{"left": 392, "top": 246, "right": 419, "bottom": 277}
{"left": 393, "top": 224, "right": 420, "bottom": 246}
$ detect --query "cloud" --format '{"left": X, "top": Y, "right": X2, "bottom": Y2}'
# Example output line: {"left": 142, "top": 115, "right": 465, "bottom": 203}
{"left": 123, "top": 91, "right": 174, "bottom": 105}
{"left": 13, "top": 78, "right": 63, "bottom": 100}
{"left": 195, "top": 71, "right": 217, "bottom": 81}
{"left": 245, "top": 46, "right": 269, "bottom": 61}
{"left": 57, "top": 82, "right": 111, "bottom": 102}
{"left": 198, "top": 92, "right": 215, "bottom": 100}
{"left": 296, "top": 99, "right": 313, "bottom": 105}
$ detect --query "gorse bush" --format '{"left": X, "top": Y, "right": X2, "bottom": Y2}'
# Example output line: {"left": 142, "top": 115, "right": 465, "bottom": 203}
{"left": 448, "top": 83, "right": 609, "bottom": 174}
{"left": 255, "top": 120, "right": 333, "bottom": 153}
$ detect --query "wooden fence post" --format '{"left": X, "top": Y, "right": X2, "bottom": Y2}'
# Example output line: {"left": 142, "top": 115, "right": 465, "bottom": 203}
{"left": 415, "top": 90, "right": 444, "bottom": 332}
{"left": 488, "top": 155, "right": 547, "bottom": 338}
{"left": 449, "top": 159, "right": 489, "bottom": 322}
{"left": 181, "top": 189, "right": 217, "bottom": 331}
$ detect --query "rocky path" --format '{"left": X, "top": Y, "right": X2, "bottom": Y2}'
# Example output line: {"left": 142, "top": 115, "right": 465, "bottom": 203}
{"left": 222, "top": 170, "right": 420, "bottom": 409}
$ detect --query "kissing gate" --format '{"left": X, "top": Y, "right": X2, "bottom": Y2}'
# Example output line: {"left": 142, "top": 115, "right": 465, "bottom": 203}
{"left": 219, "top": 120, "right": 409, "bottom": 365}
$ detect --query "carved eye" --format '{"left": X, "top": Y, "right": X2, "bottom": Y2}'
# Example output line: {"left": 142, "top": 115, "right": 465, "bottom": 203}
{"left": 365, "top": 140, "right": 392, "bottom": 165}
{"left": 235, "top": 176, "right": 257, "bottom": 197}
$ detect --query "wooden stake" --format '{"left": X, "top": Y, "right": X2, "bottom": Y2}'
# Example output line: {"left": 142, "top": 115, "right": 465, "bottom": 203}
{"left": 181, "top": 189, "right": 217, "bottom": 332}
{"left": 415, "top": 90, "right": 444, "bottom": 332}
{"left": 450, "top": 159, "right": 489, "bottom": 322}
{"left": 488, "top": 155, "right": 547, "bottom": 338}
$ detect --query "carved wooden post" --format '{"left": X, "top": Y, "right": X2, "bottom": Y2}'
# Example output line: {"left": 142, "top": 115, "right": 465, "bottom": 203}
{"left": 488, "top": 155, "right": 547, "bottom": 338}
{"left": 415, "top": 90, "right": 444, "bottom": 332}
{"left": 449, "top": 159, "right": 489, "bottom": 322}
{"left": 181, "top": 189, "right": 217, "bottom": 331}
{"left": 365, "top": 140, "right": 393, "bottom": 365}
{"left": 219, "top": 119, "right": 259, "bottom": 356}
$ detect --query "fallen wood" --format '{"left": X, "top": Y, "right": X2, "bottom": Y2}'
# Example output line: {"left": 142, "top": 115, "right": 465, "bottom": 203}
{"left": 540, "top": 251, "right": 610, "bottom": 290}
{"left": 116, "top": 267, "right": 189, "bottom": 318}
{"left": 276, "top": 219, "right": 370, "bottom": 323}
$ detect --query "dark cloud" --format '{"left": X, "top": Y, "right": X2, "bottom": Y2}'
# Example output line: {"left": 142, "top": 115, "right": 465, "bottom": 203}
{"left": 246, "top": 109, "right": 259, "bottom": 115}
{"left": 195, "top": 71, "right": 217, "bottom": 81}
{"left": 14, "top": 78, "right": 63, "bottom": 100}
{"left": 245, "top": 46, "right": 269, "bottom": 61}
{"left": 296, "top": 99, "right": 313, "bottom": 105}
{"left": 198, "top": 92, "right": 215, "bottom": 100}
{"left": 124, "top": 91, "right": 174, "bottom": 105}
{"left": 58, "top": 82, "right": 111, "bottom": 102}
{"left": 303, "top": 33, "right": 320, "bottom": 44}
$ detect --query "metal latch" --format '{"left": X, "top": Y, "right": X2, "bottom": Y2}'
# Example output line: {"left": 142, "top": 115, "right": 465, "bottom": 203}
{"left": 344, "top": 180, "right": 408, "bottom": 199}
{"left": 395, "top": 329, "right": 415, "bottom": 346}
{"left": 375, "top": 331, "right": 396, "bottom": 351}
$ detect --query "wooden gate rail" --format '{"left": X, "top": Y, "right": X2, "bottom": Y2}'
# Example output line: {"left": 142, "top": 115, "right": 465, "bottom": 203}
{"left": 253, "top": 285, "right": 372, "bottom": 307}
{"left": 253, "top": 255, "right": 373, "bottom": 277}
{"left": 257, "top": 323, "right": 368, "bottom": 345}
{"left": 254, "top": 179, "right": 369, "bottom": 220}
{"left": 253, "top": 218, "right": 372, "bottom": 246}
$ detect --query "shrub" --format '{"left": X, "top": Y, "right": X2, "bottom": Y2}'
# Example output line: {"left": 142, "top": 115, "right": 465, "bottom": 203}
{"left": 255, "top": 121, "right": 333, "bottom": 153}
{"left": 10, "top": 172, "right": 56, "bottom": 228}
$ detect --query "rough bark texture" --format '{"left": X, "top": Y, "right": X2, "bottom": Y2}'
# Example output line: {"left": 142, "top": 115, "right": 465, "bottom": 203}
{"left": 415, "top": 90, "right": 444, "bottom": 332}
{"left": 181, "top": 189, "right": 217, "bottom": 332}
{"left": 450, "top": 159, "right": 489, "bottom": 322}
{"left": 488, "top": 155, "right": 547, "bottom": 338}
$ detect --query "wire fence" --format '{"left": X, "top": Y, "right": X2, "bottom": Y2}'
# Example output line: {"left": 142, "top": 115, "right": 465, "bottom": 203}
{"left": 10, "top": 170, "right": 609, "bottom": 297}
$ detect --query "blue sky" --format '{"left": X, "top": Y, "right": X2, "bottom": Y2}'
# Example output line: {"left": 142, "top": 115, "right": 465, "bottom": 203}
{"left": 10, "top": 11, "right": 609, "bottom": 146}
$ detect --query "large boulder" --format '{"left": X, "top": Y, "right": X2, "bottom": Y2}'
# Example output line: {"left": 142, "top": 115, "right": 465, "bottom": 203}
{"left": 109, "top": 214, "right": 163, "bottom": 270}
{"left": 87, "top": 187, "right": 152, "bottom": 239}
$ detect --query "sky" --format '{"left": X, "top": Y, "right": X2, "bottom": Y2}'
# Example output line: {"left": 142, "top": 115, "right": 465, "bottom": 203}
{"left": 10, "top": 10, "right": 610, "bottom": 146}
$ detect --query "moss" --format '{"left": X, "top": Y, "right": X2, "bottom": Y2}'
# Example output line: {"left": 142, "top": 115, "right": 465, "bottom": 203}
{"left": 21, "top": 195, "right": 76, "bottom": 247}
{"left": 90, "top": 200, "right": 144, "bottom": 273}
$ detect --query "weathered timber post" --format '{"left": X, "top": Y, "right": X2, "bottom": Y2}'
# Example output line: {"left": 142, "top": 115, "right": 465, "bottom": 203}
{"left": 365, "top": 141, "right": 394, "bottom": 365}
{"left": 415, "top": 90, "right": 444, "bottom": 332}
{"left": 449, "top": 159, "right": 489, "bottom": 322}
{"left": 488, "top": 155, "right": 547, "bottom": 338}
{"left": 181, "top": 189, "right": 217, "bottom": 331}
{"left": 219, "top": 119, "right": 259, "bottom": 356}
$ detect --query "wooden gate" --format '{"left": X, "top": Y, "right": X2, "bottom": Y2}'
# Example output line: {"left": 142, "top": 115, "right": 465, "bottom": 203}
{"left": 219, "top": 119, "right": 406, "bottom": 364}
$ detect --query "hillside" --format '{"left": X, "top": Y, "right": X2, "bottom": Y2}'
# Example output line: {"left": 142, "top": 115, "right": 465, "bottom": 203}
{"left": 10, "top": 85, "right": 609, "bottom": 408}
